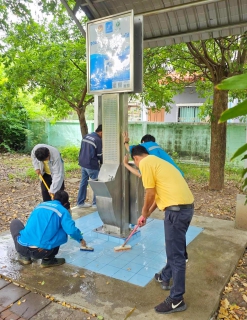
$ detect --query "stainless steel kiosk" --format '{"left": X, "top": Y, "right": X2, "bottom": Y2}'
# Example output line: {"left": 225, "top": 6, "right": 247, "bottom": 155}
{"left": 87, "top": 11, "right": 143, "bottom": 237}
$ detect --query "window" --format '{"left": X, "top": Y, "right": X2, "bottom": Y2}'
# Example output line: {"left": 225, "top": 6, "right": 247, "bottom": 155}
{"left": 177, "top": 104, "right": 202, "bottom": 123}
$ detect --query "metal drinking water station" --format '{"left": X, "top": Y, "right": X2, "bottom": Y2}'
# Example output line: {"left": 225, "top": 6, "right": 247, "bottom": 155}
{"left": 86, "top": 10, "right": 143, "bottom": 238}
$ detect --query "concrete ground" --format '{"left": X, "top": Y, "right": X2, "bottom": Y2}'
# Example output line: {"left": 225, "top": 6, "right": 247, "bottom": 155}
{"left": 1, "top": 207, "right": 247, "bottom": 320}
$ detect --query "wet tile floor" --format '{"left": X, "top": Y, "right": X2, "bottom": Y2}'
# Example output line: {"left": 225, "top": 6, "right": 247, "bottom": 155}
{"left": 57, "top": 212, "right": 203, "bottom": 287}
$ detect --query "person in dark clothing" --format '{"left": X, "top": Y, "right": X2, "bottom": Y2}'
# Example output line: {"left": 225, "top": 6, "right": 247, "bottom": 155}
{"left": 76, "top": 125, "right": 103, "bottom": 209}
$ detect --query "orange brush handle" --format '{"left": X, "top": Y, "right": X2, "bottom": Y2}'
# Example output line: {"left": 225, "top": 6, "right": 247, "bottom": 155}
{"left": 122, "top": 225, "right": 139, "bottom": 247}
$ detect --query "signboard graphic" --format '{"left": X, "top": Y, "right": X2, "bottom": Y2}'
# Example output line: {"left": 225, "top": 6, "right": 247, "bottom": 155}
{"left": 87, "top": 11, "right": 134, "bottom": 94}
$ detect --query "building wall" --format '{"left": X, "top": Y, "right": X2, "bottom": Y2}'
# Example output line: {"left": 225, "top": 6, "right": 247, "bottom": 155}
{"left": 26, "top": 120, "right": 246, "bottom": 168}
{"left": 164, "top": 87, "right": 206, "bottom": 122}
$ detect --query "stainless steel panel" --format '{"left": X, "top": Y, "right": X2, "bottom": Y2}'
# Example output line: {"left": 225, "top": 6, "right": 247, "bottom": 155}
{"left": 102, "top": 94, "right": 120, "bottom": 164}
{"left": 134, "top": 15, "right": 143, "bottom": 93}
{"left": 89, "top": 164, "right": 122, "bottom": 228}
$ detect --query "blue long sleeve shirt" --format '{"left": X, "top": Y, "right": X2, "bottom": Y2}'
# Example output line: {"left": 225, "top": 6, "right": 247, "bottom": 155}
{"left": 18, "top": 200, "right": 82, "bottom": 249}
{"left": 129, "top": 141, "right": 184, "bottom": 176}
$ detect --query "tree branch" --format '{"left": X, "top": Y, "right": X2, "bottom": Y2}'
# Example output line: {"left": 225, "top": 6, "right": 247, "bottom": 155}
{"left": 69, "top": 58, "right": 86, "bottom": 75}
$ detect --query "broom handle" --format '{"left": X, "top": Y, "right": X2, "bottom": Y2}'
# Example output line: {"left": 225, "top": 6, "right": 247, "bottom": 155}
{"left": 122, "top": 225, "right": 139, "bottom": 247}
{"left": 39, "top": 174, "right": 54, "bottom": 200}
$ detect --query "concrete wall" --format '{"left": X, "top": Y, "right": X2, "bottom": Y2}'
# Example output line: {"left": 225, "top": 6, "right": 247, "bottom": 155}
{"left": 129, "top": 122, "right": 246, "bottom": 167}
{"left": 26, "top": 120, "right": 246, "bottom": 167}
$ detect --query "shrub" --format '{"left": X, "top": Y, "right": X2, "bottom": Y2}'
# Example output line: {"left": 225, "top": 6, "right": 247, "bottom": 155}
{"left": 60, "top": 146, "right": 80, "bottom": 162}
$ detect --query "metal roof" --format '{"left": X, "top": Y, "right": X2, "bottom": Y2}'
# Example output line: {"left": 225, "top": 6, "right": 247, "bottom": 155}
{"left": 64, "top": 0, "right": 247, "bottom": 47}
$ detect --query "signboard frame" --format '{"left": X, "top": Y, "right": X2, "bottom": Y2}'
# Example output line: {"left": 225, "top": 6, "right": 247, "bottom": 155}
{"left": 86, "top": 10, "right": 134, "bottom": 94}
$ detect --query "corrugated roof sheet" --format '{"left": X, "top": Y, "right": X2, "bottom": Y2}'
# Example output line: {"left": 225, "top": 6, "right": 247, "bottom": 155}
{"left": 71, "top": 0, "right": 247, "bottom": 46}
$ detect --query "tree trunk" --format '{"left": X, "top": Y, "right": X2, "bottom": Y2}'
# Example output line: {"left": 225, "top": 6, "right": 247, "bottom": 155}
{"left": 77, "top": 106, "right": 88, "bottom": 137}
{"left": 209, "top": 87, "right": 228, "bottom": 190}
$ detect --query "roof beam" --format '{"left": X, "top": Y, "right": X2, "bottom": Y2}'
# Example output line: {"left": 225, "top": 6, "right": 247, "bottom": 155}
{"left": 144, "top": 21, "right": 247, "bottom": 44}
{"left": 75, "top": 0, "right": 223, "bottom": 16}
{"left": 140, "top": 0, "right": 224, "bottom": 17}
{"left": 60, "top": 0, "right": 86, "bottom": 37}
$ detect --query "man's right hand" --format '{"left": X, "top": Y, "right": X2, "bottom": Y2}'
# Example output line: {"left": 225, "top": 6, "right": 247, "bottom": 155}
{"left": 137, "top": 215, "right": 147, "bottom": 227}
{"left": 80, "top": 239, "right": 87, "bottom": 247}
{"left": 36, "top": 169, "right": 41, "bottom": 175}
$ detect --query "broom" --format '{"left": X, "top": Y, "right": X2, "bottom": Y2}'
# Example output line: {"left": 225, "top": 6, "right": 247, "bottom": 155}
{"left": 39, "top": 174, "right": 54, "bottom": 200}
{"left": 114, "top": 225, "right": 139, "bottom": 251}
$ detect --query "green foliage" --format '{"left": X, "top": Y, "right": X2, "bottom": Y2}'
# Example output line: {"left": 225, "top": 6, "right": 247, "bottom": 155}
{"left": 217, "top": 74, "right": 247, "bottom": 91}
{"left": 0, "top": 105, "right": 28, "bottom": 152}
{"left": 218, "top": 73, "right": 247, "bottom": 192}
{"left": 85, "top": 104, "right": 94, "bottom": 120}
{"left": 2, "top": 7, "right": 91, "bottom": 124}
{"left": 179, "top": 163, "right": 209, "bottom": 183}
{"left": 64, "top": 162, "right": 80, "bottom": 173}
{"left": 60, "top": 146, "right": 80, "bottom": 162}
{"left": 179, "top": 162, "right": 241, "bottom": 183}
{"left": 217, "top": 75, "right": 247, "bottom": 124}
{"left": 26, "top": 167, "right": 38, "bottom": 180}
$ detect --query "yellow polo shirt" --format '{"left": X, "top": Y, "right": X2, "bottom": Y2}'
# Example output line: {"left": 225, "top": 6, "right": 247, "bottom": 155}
{"left": 139, "top": 155, "right": 194, "bottom": 210}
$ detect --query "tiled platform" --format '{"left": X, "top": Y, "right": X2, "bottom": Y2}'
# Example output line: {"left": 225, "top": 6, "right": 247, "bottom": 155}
{"left": 58, "top": 212, "right": 203, "bottom": 287}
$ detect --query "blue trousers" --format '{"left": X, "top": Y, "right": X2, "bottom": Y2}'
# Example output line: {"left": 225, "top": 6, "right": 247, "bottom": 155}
{"left": 161, "top": 207, "right": 194, "bottom": 300}
{"left": 77, "top": 167, "right": 99, "bottom": 205}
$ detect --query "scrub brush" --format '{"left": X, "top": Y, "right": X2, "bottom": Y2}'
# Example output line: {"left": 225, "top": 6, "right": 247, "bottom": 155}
{"left": 80, "top": 246, "right": 94, "bottom": 252}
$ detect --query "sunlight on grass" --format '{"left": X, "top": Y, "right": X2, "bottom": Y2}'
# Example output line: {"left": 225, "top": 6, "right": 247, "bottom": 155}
{"left": 179, "top": 163, "right": 209, "bottom": 182}
{"left": 178, "top": 162, "right": 242, "bottom": 183}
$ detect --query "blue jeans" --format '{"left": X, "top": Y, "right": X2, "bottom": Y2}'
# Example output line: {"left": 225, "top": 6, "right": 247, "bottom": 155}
{"left": 77, "top": 167, "right": 99, "bottom": 205}
{"left": 161, "top": 207, "right": 194, "bottom": 300}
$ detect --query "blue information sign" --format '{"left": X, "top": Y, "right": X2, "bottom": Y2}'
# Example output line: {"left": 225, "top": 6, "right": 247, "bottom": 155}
{"left": 87, "top": 11, "right": 134, "bottom": 94}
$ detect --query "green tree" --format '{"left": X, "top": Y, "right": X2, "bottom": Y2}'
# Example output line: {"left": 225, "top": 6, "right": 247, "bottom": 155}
{"left": 142, "top": 37, "right": 247, "bottom": 190}
{"left": 2, "top": 6, "right": 92, "bottom": 137}
{"left": 0, "top": 64, "right": 28, "bottom": 151}
{"left": 218, "top": 74, "right": 247, "bottom": 193}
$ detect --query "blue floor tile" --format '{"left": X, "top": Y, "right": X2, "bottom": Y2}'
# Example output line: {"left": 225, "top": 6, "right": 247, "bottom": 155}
{"left": 108, "top": 257, "right": 129, "bottom": 268}
{"left": 122, "top": 261, "right": 143, "bottom": 273}
{"left": 98, "top": 265, "right": 119, "bottom": 276}
{"left": 138, "top": 266, "right": 159, "bottom": 278}
{"left": 128, "top": 273, "right": 150, "bottom": 286}
{"left": 57, "top": 211, "right": 203, "bottom": 287}
{"left": 112, "top": 269, "right": 135, "bottom": 281}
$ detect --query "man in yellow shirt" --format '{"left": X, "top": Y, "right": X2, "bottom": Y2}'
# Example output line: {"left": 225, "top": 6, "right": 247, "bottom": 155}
{"left": 131, "top": 145, "right": 194, "bottom": 314}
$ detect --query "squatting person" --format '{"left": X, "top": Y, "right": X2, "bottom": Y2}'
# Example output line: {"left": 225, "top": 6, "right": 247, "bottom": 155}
{"left": 10, "top": 190, "right": 86, "bottom": 268}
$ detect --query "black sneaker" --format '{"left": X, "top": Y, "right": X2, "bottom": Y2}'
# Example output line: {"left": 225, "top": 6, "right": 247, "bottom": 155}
{"left": 154, "top": 273, "right": 163, "bottom": 282}
{"left": 155, "top": 296, "right": 187, "bottom": 314}
{"left": 41, "top": 257, "right": 65, "bottom": 268}
{"left": 154, "top": 273, "right": 171, "bottom": 290}
{"left": 18, "top": 254, "right": 32, "bottom": 265}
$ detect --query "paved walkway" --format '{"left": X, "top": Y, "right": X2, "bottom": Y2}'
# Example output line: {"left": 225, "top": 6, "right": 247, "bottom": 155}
{"left": 0, "top": 277, "right": 98, "bottom": 320}
{"left": 1, "top": 211, "right": 247, "bottom": 320}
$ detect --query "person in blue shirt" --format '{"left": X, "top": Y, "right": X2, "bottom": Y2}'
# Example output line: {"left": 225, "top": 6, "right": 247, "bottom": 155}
{"left": 10, "top": 190, "right": 86, "bottom": 268}
{"left": 77, "top": 125, "right": 103, "bottom": 209}
{"left": 122, "top": 132, "right": 184, "bottom": 177}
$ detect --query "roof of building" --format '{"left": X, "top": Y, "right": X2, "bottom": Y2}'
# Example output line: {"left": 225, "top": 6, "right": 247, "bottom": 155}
{"left": 66, "top": 0, "right": 247, "bottom": 47}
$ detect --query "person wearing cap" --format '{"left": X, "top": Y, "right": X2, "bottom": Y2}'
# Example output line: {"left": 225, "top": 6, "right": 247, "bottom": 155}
{"left": 76, "top": 125, "right": 103, "bottom": 209}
